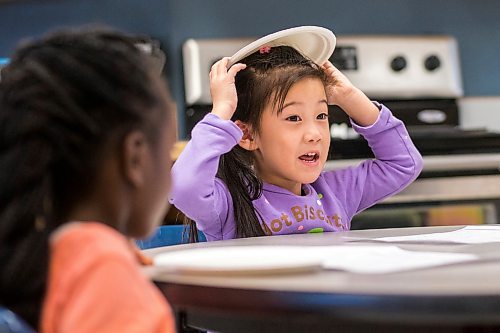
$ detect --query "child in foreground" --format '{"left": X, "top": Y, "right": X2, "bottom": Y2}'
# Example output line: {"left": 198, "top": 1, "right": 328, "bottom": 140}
{"left": 0, "top": 28, "right": 176, "bottom": 332}
{"left": 171, "top": 43, "right": 423, "bottom": 241}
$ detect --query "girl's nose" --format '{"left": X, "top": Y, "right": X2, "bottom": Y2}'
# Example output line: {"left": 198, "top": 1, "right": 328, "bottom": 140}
{"left": 304, "top": 124, "right": 322, "bottom": 143}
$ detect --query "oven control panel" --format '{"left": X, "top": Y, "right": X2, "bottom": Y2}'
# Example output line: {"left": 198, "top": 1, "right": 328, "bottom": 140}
{"left": 182, "top": 35, "right": 463, "bottom": 105}
{"left": 331, "top": 36, "right": 463, "bottom": 99}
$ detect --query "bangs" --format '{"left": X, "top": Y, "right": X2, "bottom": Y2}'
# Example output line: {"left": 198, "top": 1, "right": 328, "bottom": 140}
{"left": 234, "top": 45, "right": 331, "bottom": 131}
{"left": 268, "top": 65, "right": 329, "bottom": 115}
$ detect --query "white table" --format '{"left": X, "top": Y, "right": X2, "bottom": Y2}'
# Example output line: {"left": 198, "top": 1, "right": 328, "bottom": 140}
{"left": 146, "top": 226, "right": 500, "bottom": 333}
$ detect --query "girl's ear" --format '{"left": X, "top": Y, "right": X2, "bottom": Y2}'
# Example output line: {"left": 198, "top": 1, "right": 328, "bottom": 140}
{"left": 234, "top": 120, "right": 258, "bottom": 151}
{"left": 121, "top": 130, "right": 150, "bottom": 187}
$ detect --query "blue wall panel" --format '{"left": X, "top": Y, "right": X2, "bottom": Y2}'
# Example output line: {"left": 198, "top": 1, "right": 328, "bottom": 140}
{"left": 1, "top": 0, "right": 499, "bottom": 137}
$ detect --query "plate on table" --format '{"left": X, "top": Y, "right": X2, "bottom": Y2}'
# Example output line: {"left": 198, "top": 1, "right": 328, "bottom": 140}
{"left": 154, "top": 245, "right": 323, "bottom": 276}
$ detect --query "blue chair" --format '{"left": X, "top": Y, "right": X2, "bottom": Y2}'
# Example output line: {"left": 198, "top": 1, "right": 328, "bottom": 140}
{"left": 0, "top": 306, "right": 36, "bottom": 333}
{"left": 136, "top": 225, "right": 206, "bottom": 250}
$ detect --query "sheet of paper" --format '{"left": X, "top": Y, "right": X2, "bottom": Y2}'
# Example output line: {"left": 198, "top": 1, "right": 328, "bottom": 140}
{"left": 372, "top": 225, "right": 500, "bottom": 244}
{"left": 152, "top": 244, "right": 477, "bottom": 275}
{"left": 307, "top": 245, "right": 477, "bottom": 274}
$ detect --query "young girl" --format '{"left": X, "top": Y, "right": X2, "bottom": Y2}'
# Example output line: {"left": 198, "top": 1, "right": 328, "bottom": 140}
{"left": 0, "top": 28, "right": 175, "bottom": 332}
{"left": 171, "top": 45, "right": 423, "bottom": 241}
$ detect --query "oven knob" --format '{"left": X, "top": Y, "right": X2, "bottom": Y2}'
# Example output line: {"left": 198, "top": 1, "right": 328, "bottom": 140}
{"left": 390, "top": 56, "right": 407, "bottom": 72}
{"left": 425, "top": 55, "right": 441, "bottom": 71}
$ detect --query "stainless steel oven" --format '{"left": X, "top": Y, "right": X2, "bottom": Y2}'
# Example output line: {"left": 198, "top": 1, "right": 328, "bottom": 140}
{"left": 327, "top": 36, "right": 500, "bottom": 229}
{"left": 181, "top": 34, "right": 500, "bottom": 229}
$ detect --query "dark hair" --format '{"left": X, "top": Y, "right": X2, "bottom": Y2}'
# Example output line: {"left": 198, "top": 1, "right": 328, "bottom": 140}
{"left": 0, "top": 27, "right": 170, "bottom": 327}
{"left": 186, "top": 46, "right": 330, "bottom": 240}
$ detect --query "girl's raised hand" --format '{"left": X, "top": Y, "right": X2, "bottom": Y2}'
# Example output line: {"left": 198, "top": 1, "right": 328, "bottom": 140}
{"left": 209, "top": 57, "right": 246, "bottom": 120}
{"left": 322, "top": 61, "right": 357, "bottom": 108}
{"left": 322, "top": 61, "right": 379, "bottom": 126}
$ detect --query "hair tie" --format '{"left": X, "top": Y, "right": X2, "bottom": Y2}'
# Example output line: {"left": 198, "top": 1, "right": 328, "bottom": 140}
{"left": 259, "top": 46, "right": 271, "bottom": 54}
{"left": 35, "top": 216, "right": 46, "bottom": 231}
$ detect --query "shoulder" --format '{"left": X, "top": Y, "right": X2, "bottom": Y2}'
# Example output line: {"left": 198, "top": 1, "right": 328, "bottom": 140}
{"left": 44, "top": 223, "right": 175, "bottom": 333}
{"left": 50, "top": 222, "right": 135, "bottom": 274}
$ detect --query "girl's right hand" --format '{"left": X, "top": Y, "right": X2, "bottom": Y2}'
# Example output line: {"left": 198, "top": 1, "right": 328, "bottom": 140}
{"left": 209, "top": 57, "right": 246, "bottom": 120}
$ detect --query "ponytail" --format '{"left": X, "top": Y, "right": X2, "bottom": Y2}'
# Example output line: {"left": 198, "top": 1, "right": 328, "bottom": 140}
{"left": 218, "top": 146, "right": 265, "bottom": 237}
{"left": 184, "top": 145, "right": 265, "bottom": 242}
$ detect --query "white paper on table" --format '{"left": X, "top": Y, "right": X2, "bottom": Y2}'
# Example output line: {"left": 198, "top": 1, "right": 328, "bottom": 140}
{"left": 153, "top": 244, "right": 477, "bottom": 275}
{"left": 308, "top": 245, "right": 477, "bottom": 274}
{"left": 371, "top": 225, "right": 500, "bottom": 244}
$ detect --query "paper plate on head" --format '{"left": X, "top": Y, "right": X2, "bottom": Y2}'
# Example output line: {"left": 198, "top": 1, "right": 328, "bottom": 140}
{"left": 228, "top": 26, "right": 336, "bottom": 67}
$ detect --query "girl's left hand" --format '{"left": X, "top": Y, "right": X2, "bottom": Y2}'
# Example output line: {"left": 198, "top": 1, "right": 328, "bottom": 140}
{"left": 322, "top": 61, "right": 380, "bottom": 126}
{"left": 322, "top": 61, "right": 358, "bottom": 108}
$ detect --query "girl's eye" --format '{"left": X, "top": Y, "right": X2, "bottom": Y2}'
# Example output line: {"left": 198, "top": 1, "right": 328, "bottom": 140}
{"left": 317, "top": 113, "right": 329, "bottom": 120}
{"left": 285, "top": 115, "right": 301, "bottom": 122}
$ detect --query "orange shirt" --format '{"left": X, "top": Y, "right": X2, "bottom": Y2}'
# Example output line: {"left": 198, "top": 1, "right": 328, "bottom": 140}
{"left": 42, "top": 222, "right": 175, "bottom": 333}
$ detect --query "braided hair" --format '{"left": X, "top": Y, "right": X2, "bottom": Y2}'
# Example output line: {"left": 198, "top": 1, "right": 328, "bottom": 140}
{"left": 0, "top": 27, "right": 170, "bottom": 327}
{"left": 185, "top": 46, "right": 331, "bottom": 240}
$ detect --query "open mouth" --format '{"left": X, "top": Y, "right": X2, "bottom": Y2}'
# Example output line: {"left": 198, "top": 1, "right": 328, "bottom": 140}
{"left": 298, "top": 152, "right": 319, "bottom": 163}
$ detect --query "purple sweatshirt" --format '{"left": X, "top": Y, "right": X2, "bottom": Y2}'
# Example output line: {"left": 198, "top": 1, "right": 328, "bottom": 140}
{"left": 170, "top": 104, "right": 423, "bottom": 241}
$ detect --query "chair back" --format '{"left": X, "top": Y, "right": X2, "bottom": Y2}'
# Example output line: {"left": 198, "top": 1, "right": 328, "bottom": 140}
{"left": 136, "top": 225, "right": 206, "bottom": 249}
{"left": 0, "top": 306, "right": 36, "bottom": 333}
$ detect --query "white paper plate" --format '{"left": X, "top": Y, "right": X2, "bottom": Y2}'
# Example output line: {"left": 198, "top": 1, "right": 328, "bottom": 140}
{"left": 154, "top": 246, "right": 323, "bottom": 276}
{"left": 228, "top": 26, "right": 336, "bottom": 67}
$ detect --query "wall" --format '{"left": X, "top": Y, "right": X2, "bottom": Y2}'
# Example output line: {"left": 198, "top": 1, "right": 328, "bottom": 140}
{"left": 1, "top": 0, "right": 499, "bottom": 137}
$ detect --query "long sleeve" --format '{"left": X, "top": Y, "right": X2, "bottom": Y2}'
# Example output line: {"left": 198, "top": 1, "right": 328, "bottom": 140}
{"left": 170, "top": 113, "right": 242, "bottom": 240}
{"left": 319, "top": 104, "right": 423, "bottom": 221}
